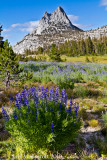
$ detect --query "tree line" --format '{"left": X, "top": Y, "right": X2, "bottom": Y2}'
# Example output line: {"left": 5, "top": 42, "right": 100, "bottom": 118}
{"left": 24, "top": 36, "right": 107, "bottom": 58}
{"left": 58, "top": 36, "right": 107, "bottom": 56}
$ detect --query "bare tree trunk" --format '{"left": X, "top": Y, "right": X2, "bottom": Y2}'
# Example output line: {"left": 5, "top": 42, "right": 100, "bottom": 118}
{"left": 5, "top": 71, "right": 10, "bottom": 87}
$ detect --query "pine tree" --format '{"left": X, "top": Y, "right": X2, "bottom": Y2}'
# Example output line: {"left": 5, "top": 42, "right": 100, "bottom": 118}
{"left": 71, "top": 41, "right": 79, "bottom": 56}
{"left": 79, "top": 39, "right": 86, "bottom": 56}
{"left": 85, "top": 37, "right": 94, "bottom": 55}
{"left": 38, "top": 46, "right": 44, "bottom": 54}
{"left": 49, "top": 43, "right": 61, "bottom": 61}
{"left": 97, "top": 43, "right": 105, "bottom": 55}
{"left": 0, "top": 40, "right": 20, "bottom": 87}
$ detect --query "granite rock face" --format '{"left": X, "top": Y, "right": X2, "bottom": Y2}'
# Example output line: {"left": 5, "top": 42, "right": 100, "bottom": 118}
{"left": 13, "top": 6, "right": 82, "bottom": 54}
{"left": 13, "top": 6, "right": 107, "bottom": 54}
{"left": 35, "top": 6, "right": 81, "bottom": 35}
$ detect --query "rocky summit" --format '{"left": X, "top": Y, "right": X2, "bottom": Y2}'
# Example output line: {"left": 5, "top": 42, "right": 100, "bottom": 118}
{"left": 13, "top": 6, "right": 107, "bottom": 54}
{"left": 13, "top": 6, "right": 82, "bottom": 54}
{"left": 35, "top": 6, "right": 81, "bottom": 35}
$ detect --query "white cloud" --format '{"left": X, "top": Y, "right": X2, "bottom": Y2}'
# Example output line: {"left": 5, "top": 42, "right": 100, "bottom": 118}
{"left": 100, "top": 0, "right": 107, "bottom": 10}
{"left": 67, "top": 14, "right": 93, "bottom": 29}
{"left": 3, "top": 34, "right": 11, "bottom": 38}
{"left": 19, "top": 27, "right": 35, "bottom": 32}
{"left": 3, "top": 28, "right": 11, "bottom": 32}
{"left": 74, "top": 23, "right": 93, "bottom": 29}
{"left": 2, "top": 20, "right": 39, "bottom": 34}
{"left": 11, "top": 20, "right": 39, "bottom": 32}
{"left": 24, "top": 21, "right": 39, "bottom": 28}
{"left": 11, "top": 21, "right": 39, "bottom": 28}
{"left": 67, "top": 15, "right": 79, "bottom": 23}
{"left": 101, "top": 0, "right": 107, "bottom": 6}
{"left": 11, "top": 23, "right": 21, "bottom": 28}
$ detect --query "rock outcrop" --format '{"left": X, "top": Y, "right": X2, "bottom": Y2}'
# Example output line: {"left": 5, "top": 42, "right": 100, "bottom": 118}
{"left": 13, "top": 6, "right": 107, "bottom": 54}
{"left": 13, "top": 6, "right": 82, "bottom": 54}
{"left": 35, "top": 6, "right": 81, "bottom": 35}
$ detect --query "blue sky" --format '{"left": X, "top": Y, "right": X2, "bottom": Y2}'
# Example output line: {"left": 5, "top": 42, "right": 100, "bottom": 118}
{"left": 0, "top": 0, "right": 107, "bottom": 46}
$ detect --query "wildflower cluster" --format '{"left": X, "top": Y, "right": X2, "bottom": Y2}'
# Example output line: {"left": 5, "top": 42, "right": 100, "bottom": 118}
{"left": 3, "top": 86, "right": 81, "bottom": 151}
{"left": 21, "top": 62, "right": 107, "bottom": 86}
{"left": 1, "top": 107, "right": 9, "bottom": 121}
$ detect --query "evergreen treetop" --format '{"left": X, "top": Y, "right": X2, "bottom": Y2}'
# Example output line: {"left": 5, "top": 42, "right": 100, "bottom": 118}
{"left": 0, "top": 40, "right": 19, "bottom": 73}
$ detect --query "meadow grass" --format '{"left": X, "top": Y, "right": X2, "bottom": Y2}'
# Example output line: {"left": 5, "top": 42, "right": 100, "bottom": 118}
{"left": 26, "top": 54, "right": 107, "bottom": 63}
{"left": 0, "top": 61, "right": 107, "bottom": 159}
{"left": 61, "top": 55, "right": 107, "bottom": 64}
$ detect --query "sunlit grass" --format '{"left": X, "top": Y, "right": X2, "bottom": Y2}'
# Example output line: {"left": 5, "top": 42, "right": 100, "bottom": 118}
{"left": 26, "top": 54, "right": 107, "bottom": 63}
{"left": 61, "top": 55, "right": 107, "bottom": 64}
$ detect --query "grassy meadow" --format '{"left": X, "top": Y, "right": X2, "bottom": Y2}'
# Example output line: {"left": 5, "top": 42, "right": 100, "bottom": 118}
{"left": 26, "top": 54, "right": 107, "bottom": 64}
{"left": 0, "top": 59, "right": 107, "bottom": 159}
{"left": 61, "top": 55, "right": 107, "bottom": 64}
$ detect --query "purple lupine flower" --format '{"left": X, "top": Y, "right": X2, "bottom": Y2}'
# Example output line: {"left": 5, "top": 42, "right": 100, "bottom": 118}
{"left": 72, "top": 103, "right": 76, "bottom": 111}
{"left": 73, "top": 103, "right": 79, "bottom": 117}
{"left": 59, "top": 103, "right": 62, "bottom": 111}
{"left": 25, "top": 98, "right": 29, "bottom": 106}
{"left": 41, "top": 92, "right": 44, "bottom": 100}
{"left": 48, "top": 94, "right": 51, "bottom": 101}
{"left": 61, "top": 89, "right": 65, "bottom": 97}
{"left": 51, "top": 121, "right": 54, "bottom": 132}
{"left": 35, "top": 96, "right": 39, "bottom": 109}
{"left": 41, "top": 86, "right": 44, "bottom": 92}
{"left": 26, "top": 107, "right": 30, "bottom": 119}
{"left": 78, "top": 117, "right": 80, "bottom": 121}
{"left": 75, "top": 105, "right": 79, "bottom": 117}
{"left": 69, "top": 99, "right": 72, "bottom": 107}
{"left": 48, "top": 87, "right": 54, "bottom": 101}
{"left": 13, "top": 110, "right": 17, "bottom": 120}
{"left": 9, "top": 95, "right": 14, "bottom": 101}
{"left": 67, "top": 107, "right": 72, "bottom": 116}
{"left": 30, "top": 86, "right": 36, "bottom": 94}
{"left": 16, "top": 93, "right": 22, "bottom": 105}
{"left": 54, "top": 87, "right": 59, "bottom": 102}
{"left": 36, "top": 88, "right": 39, "bottom": 96}
{"left": 50, "top": 106, "right": 53, "bottom": 111}
{"left": 15, "top": 100, "right": 20, "bottom": 109}
{"left": 40, "top": 86, "right": 44, "bottom": 100}
{"left": 21, "top": 99, "right": 25, "bottom": 107}
{"left": 65, "top": 93, "right": 68, "bottom": 107}
{"left": 24, "top": 90, "right": 29, "bottom": 100}
{"left": 21, "top": 92, "right": 25, "bottom": 98}
{"left": 61, "top": 88, "right": 65, "bottom": 103}
{"left": 44, "top": 88, "right": 47, "bottom": 100}
{"left": 27, "top": 105, "right": 30, "bottom": 112}
{"left": 50, "top": 87, "right": 54, "bottom": 95}
{"left": 37, "top": 86, "right": 40, "bottom": 93}
{"left": 35, "top": 110, "right": 38, "bottom": 119}
{"left": 1, "top": 107, "right": 9, "bottom": 121}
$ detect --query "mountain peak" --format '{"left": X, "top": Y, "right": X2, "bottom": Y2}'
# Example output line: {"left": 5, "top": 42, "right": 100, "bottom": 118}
{"left": 56, "top": 6, "right": 64, "bottom": 12}
{"left": 36, "top": 6, "right": 80, "bottom": 35}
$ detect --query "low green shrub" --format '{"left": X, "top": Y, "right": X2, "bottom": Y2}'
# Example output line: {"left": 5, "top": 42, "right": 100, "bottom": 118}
{"left": 87, "top": 119, "right": 99, "bottom": 128}
{"left": 102, "top": 112, "right": 107, "bottom": 128}
{"left": 94, "top": 138, "right": 107, "bottom": 156}
{"left": 2, "top": 86, "right": 81, "bottom": 154}
{"left": 73, "top": 85, "right": 88, "bottom": 98}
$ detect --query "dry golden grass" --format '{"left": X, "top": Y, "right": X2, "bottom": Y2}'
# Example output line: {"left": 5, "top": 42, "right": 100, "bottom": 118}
{"left": 87, "top": 119, "right": 99, "bottom": 128}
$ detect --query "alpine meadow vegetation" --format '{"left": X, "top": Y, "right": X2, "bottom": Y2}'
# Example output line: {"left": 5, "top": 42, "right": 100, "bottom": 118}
{"left": 2, "top": 86, "right": 81, "bottom": 154}
{"left": 0, "top": 37, "right": 107, "bottom": 159}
